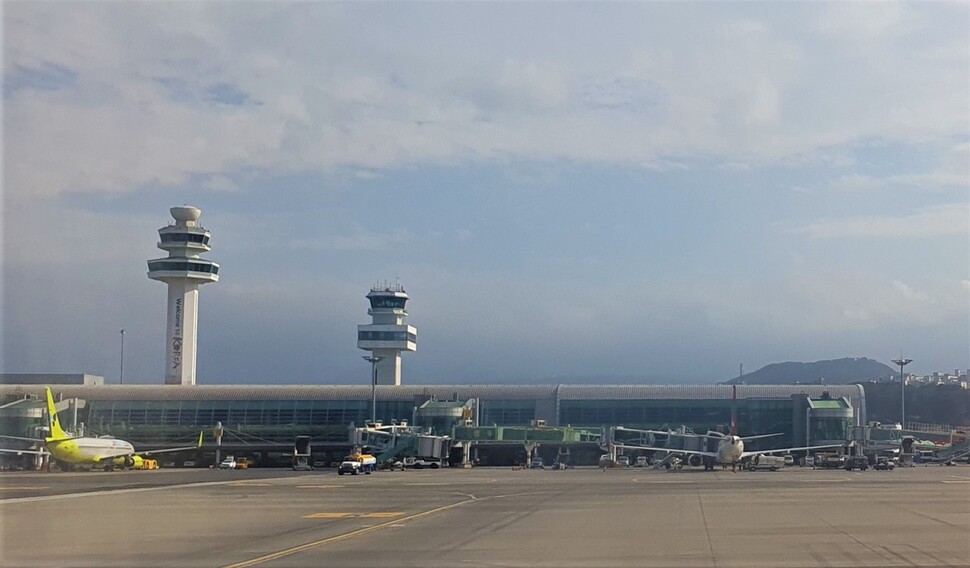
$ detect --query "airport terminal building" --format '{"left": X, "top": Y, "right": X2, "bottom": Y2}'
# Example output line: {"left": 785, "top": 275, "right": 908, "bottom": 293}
{"left": 0, "top": 383, "right": 865, "bottom": 463}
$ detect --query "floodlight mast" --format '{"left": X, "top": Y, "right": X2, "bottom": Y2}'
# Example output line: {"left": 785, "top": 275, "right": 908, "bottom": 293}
{"left": 892, "top": 358, "right": 913, "bottom": 428}
{"left": 363, "top": 355, "right": 384, "bottom": 424}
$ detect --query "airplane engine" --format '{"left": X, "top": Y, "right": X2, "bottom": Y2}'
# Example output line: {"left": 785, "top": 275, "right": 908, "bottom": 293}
{"left": 687, "top": 454, "right": 703, "bottom": 467}
{"left": 112, "top": 456, "right": 139, "bottom": 469}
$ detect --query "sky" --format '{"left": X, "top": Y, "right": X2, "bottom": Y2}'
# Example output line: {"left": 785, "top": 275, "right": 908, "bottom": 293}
{"left": 2, "top": 2, "right": 968, "bottom": 385}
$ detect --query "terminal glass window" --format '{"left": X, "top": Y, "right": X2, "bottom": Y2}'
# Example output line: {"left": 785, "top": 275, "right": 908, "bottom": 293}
{"left": 810, "top": 417, "right": 850, "bottom": 442}
{"left": 480, "top": 400, "right": 536, "bottom": 426}
{"left": 559, "top": 400, "right": 734, "bottom": 432}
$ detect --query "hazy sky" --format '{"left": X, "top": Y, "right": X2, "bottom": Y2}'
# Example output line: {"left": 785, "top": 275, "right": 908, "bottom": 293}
{"left": 3, "top": 2, "right": 968, "bottom": 385}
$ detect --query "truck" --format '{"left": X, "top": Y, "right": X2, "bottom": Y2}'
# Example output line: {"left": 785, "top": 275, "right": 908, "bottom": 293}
{"left": 843, "top": 455, "right": 868, "bottom": 471}
{"left": 338, "top": 453, "right": 376, "bottom": 475}
{"left": 403, "top": 456, "right": 443, "bottom": 469}
{"left": 873, "top": 456, "right": 895, "bottom": 471}
{"left": 747, "top": 455, "right": 785, "bottom": 471}
{"left": 813, "top": 453, "right": 845, "bottom": 469}
{"left": 292, "top": 436, "right": 312, "bottom": 471}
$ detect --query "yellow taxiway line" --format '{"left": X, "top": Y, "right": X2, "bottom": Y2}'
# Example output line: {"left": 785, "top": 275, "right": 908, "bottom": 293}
{"left": 222, "top": 497, "right": 478, "bottom": 568}
{"left": 303, "top": 512, "right": 404, "bottom": 519}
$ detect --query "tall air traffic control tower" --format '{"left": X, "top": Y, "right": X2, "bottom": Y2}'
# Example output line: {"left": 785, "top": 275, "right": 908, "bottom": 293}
{"left": 147, "top": 206, "right": 220, "bottom": 385}
{"left": 357, "top": 284, "right": 417, "bottom": 385}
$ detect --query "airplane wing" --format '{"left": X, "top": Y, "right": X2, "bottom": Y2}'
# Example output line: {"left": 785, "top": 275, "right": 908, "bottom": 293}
{"left": 94, "top": 431, "right": 204, "bottom": 461}
{"left": 0, "top": 447, "right": 48, "bottom": 456}
{"left": 0, "top": 434, "right": 46, "bottom": 442}
{"left": 739, "top": 433, "right": 784, "bottom": 442}
{"left": 613, "top": 443, "right": 718, "bottom": 458}
{"left": 741, "top": 443, "right": 843, "bottom": 458}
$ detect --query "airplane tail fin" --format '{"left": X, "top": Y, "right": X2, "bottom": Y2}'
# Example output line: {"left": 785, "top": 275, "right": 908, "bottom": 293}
{"left": 730, "top": 385, "right": 738, "bottom": 437}
{"left": 44, "top": 387, "right": 69, "bottom": 441}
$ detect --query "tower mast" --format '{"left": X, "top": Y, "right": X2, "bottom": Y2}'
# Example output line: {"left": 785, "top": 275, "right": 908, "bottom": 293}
{"left": 147, "top": 206, "right": 219, "bottom": 385}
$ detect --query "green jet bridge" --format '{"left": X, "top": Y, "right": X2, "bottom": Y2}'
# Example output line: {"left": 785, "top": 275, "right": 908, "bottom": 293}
{"left": 452, "top": 424, "right": 604, "bottom": 467}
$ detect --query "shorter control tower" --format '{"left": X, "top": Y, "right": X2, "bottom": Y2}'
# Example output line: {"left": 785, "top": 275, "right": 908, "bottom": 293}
{"left": 147, "top": 206, "right": 219, "bottom": 385}
{"left": 357, "top": 284, "right": 417, "bottom": 385}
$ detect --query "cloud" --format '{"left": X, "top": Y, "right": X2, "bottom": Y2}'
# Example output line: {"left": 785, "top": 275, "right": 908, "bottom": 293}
{"left": 289, "top": 229, "right": 414, "bottom": 252}
{"left": 794, "top": 203, "right": 969, "bottom": 239}
{"left": 3, "top": 3, "right": 967, "bottom": 198}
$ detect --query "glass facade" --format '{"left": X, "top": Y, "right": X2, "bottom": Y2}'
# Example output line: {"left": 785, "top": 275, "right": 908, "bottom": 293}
{"left": 147, "top": 260, "right": 219, "bottom": 274}
{"left": 810, "top": 416, "right": 851, "bottom": 442}
{"left": 368, "top": 296, "right": 407, "bottom": 309}
{"left": 160, "top": 233, "right": 210, "bottom": 245}
{"left": 357, "top": 331, "right": 417, "bottom": 342}
{"left": 87, "top": 399, "right": 416, "bottom": 443}
{"left": 559, "top": 399, "right": 794, "bottom": 444}
{"left": 480, "top": 400, "right": 537, "bottom": 426}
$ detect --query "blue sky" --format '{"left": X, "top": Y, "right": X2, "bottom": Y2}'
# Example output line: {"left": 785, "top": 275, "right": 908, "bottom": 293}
{"left": 3, "top": 2, "right": 968, "bottom": 384}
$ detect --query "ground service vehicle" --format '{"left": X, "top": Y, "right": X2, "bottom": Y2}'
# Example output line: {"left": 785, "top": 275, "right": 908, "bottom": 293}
{"left": 338, "top": 453, "right": 376, "bottom": 475}
{"left": 635, "top": 456, "right": 648, "bottom": 467}
{"left": 616, "top": 455, "right": 631, "bottom": 467}
{"left": 404, "top": 456, "right": 443, "bottom": 469}
{"left": 873, "top": 457, "right": 895, "bottom": 471}
{"left": 530, "top": 457, "right": 544, "bottom": 469}
{"left": 747, "top": 455, "right": 784, "bottom": 471}
{"left": 219, "top": 456, "right": 237, "bottom": 469}
{"left": 843, "top": 456, "right": 869, "bottom": 471}
{"left": 138, "top": 459, "right": 159, "bottom": 470}
{"left": 814, "top": 453, "right": 845, "bottom": 469}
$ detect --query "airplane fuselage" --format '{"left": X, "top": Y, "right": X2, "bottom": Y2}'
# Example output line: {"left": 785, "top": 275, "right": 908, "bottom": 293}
{"left": 47, "top": 437, "right": 136, "bottom": 466}
{"left": 715, "top": 435, "right": 744, "bottom": 464}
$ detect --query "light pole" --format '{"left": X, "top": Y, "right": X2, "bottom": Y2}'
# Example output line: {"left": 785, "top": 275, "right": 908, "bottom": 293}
{"left": 119, "top": 329, "right": 126, "bottom": 385}
{"left": 362, "top": 355, "right": 384, "bottom": 424}
{"left": 892, "top": 358, "right": 912, "bottom": 428}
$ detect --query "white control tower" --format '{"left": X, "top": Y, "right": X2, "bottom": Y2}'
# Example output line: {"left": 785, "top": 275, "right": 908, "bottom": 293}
{"left": 147, "top": 206, "right": 219, "bottom": 385}
{"left": 357, "top": 284, "right": 417, "bottom": 385}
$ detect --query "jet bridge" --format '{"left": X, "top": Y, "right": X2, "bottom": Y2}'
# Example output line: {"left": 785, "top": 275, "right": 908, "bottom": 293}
{"left": 608, "top": 425, "right": 712, "bottom": 468}
{"left": 350, "top": 422, "right": 451, "bottom": 465}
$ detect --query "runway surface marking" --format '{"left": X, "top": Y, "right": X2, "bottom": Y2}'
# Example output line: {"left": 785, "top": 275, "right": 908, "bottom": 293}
{"left": 229, "top": 482, "right": 272, "bottom": 487}
{"left": 222, "top": 491, "right": 549, "bottom": 568}
{"left": 0, "top": 475, "right": 301, "bottom": 504}
{"left": 303, "top": 512, "right": 404, "bottom": 519}
{"left": 0, "top": 486, "right": 49, "bottom": 490}
{"left": 297, "top": 484, "right": 345, "bottom": 489}
{"left": 223, "top": 497, "right": 478, "bottom": 568}
{"left": 940, "top": 480, "right": 970, "bottom": 483}
{"left": 401, "top": 479, "right": 497, "bottom": 486}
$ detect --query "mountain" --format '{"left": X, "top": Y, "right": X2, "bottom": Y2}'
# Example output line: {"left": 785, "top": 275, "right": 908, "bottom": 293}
{"left": 724, "top": 357, "right": 896, "bottom": 385}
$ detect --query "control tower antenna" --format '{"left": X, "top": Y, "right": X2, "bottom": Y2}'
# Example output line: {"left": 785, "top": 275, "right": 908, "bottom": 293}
{"left": 357, "top": 283, "right": 417, "bottom": 385}
{"left": 147, "top": 206, "right": 220, "bottom": 385}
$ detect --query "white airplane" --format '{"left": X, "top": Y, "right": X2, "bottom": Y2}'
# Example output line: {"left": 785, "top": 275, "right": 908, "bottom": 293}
{"left": 614, "top": 387, "right": 842, "bottom": 471}
{"left": 0, "top": 387, "right": 202, "bottom": 471}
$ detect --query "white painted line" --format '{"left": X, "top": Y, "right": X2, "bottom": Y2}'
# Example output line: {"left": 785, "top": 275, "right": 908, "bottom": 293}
{"left": 0, "top": 475, "right": 300, "bottom": 505}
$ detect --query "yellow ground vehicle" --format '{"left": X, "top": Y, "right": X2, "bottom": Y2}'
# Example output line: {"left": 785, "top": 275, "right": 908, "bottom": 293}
{"left": 138, "top": 459, "right": 159, "bottom": 470}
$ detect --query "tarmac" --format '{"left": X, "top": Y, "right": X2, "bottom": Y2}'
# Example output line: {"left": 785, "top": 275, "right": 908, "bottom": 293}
{"left": 1, "top": 464, "right": 968, "bottom": 567}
